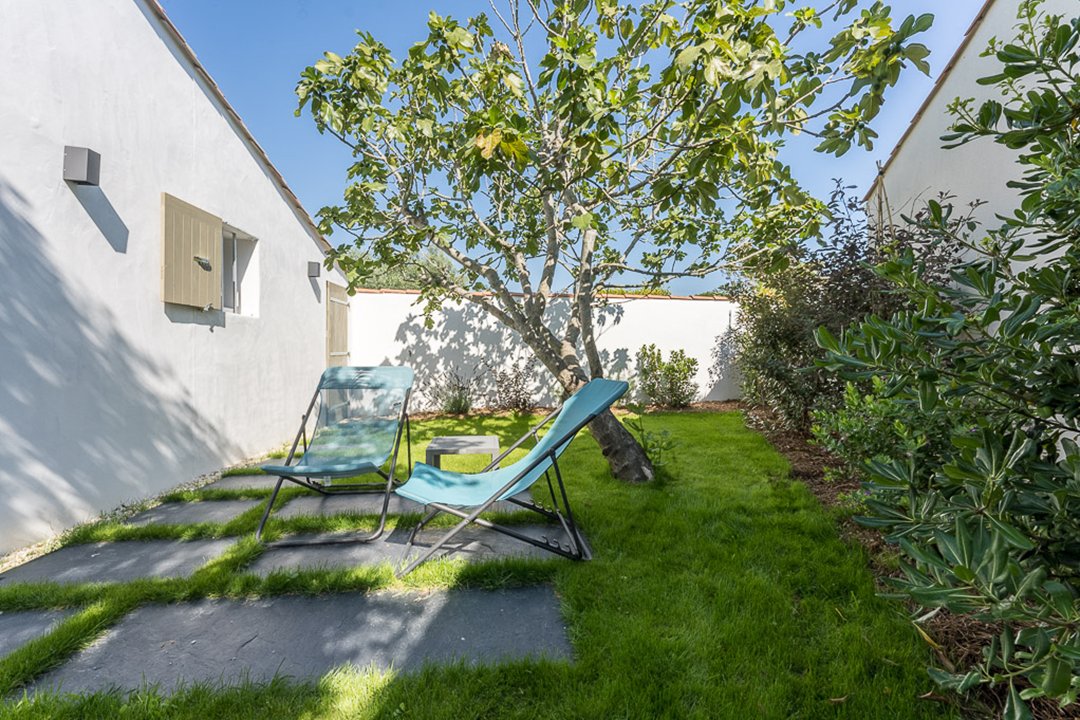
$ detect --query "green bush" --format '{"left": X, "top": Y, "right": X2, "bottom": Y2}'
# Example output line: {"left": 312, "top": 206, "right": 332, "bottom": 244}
{"left": 812, "top": 363, "right": 985, "bottom": 491}
{"left": 636, "top": 345, "right": 699, "bottom": 408}
{"left": 817, "top": 5, "right": 1080, "bottom": 714}
{"left": 722, "top": 187, "right": 961, "bottom": 431}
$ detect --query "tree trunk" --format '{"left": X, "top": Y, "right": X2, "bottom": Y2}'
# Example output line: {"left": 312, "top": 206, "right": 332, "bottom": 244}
{"left": 554, "top": 366, "right": 655, "bottom": 484}
{"left": 475, "top": 302, "right": 655, "bottom": 484}
{"left": 589, "top": 409, "right": 655, "bottom": 483}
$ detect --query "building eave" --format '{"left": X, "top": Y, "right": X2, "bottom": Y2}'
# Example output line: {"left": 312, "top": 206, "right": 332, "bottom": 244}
{"left": 140, "top": 0, "right": 332, "bottom": 254}
{"left": 864, "top": 0, "right": 997, "bottom": 202}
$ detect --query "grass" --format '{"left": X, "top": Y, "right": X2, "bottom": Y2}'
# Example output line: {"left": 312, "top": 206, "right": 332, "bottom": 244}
{"left": 0, "top": 412, "right": 956, "bottom": 719}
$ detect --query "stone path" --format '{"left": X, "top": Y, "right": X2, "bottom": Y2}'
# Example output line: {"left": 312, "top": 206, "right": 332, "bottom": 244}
{"left": 273, "top": 492, "right": 525, "bottom": 519}
{"left": 249, "top": 523, "right": 573, "bottom": 576}
{"left": 203, "top": 474, "right": 269, "bottom": 491}
{"left": 0, "top": 482, "right": 578, "bottom": 696}
{"left": 0, "top": 609, "right": 75, "bottom": 659}
{"left": 31, "top": 588, "right": 571, "bottom": 695}
{"left": 126, "top": 499, "right": 262, "bottom": 526}
{"left": 0, "top": 539, "right": 234, "bottom": 585}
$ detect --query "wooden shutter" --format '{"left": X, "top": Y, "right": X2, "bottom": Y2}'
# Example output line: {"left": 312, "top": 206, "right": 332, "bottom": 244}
{"left": 161, "top": 193, "right": 222, "bottom": 309}
{"left": 326, "top": 282, "right": 349, "bottom": 367}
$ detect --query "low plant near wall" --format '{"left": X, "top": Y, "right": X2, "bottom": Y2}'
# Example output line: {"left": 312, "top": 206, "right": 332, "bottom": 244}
{"left": 427, "top": 368, "right": 475, "bottom": 415}
{"left": 487, "top": 359, "right": 535, "bottom": 413}
{"left": 817, "top": 5, "right": 1080, "bottom": 715}
{"left": 635, "top": 344, "right": 698, "bottom": 408}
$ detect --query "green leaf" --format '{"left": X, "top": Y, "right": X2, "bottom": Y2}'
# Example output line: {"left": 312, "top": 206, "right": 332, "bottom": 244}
{"left": 571, "top": 213, "right": 595, "bottom": 231}
{"left": 1004, "top": 682, "right": 1033, "bottom": 720}
{"left": 918, "top": 381, "right": 937, "bottom": 412}
{"left": 675, "top": 46, "right": 702, "bottom": 69}
{"left": 986, "top": 515, "right": 1035, "bottom": 551}
{"left": 1041, "top": 656, "right": 1072, "bottom": 697}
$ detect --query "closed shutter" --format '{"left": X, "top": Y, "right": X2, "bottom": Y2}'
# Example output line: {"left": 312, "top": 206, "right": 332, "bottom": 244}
{"left": 161, "top": 193, "right": 222, "bottom": 309}
{"left": 326, "top": 282, "right": 349, "bottom": 367}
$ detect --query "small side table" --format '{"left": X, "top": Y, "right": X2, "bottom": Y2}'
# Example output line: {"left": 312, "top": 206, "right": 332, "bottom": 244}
{"left": 425, "top": 435, "right": 501, "bottom": 469}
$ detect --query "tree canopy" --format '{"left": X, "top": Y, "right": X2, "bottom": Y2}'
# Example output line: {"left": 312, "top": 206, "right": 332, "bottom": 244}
{"left": 298, "top": 0, "right": 933, "bottom": 481}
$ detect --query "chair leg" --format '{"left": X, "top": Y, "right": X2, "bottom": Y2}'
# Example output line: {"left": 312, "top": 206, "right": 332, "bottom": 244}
{"left": 396, "top": 508, "right": 472, "bottom": 578}
{"left": 397, "top": 509, "right": 442, "bottom": 578}
{"left": 551, "top": 457, "right": 591, "bottom": 560}
{"left": 255, "top": 476, "right": 287, "bottom": 543}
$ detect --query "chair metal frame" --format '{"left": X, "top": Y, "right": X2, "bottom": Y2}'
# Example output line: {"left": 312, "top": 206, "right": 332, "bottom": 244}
{"left": 396, "top": 404, "right": 601, "bottom": 577}
{"left": 255, "top": 382, "right": 412, "bottom": 547}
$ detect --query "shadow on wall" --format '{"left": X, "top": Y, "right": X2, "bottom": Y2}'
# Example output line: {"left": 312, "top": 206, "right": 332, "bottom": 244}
{"left": 68, "top": 184, "right": 129, "bottom": 253}
{"left": 389, "top": 299, "right": 630, "bottom": 411}
{"left": 707, "top": 324, "right": 742, "bottom": 401}
{"left": 0, "top": 178, "right": 232, "bottom": 553}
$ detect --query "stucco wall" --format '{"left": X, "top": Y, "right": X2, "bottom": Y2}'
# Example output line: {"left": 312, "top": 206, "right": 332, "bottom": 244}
{"left": 0, "top": 0, "right": 342, "bottom": 552}
{"left": 868, "top": 0, "right": 1074, "bottom": 225}
{"left": 346, "top": 291, "right": 739, "bottom": 410}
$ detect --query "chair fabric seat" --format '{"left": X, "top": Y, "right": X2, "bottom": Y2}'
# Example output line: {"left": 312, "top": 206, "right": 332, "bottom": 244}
{"left": 395, "top": 378, "right": 627, "bottom": 509}
{"left": 262, "top": 417, "right": 399, "bottom": 479}
{"left": 395, "top": 462, "right": 528, "bottom": 507}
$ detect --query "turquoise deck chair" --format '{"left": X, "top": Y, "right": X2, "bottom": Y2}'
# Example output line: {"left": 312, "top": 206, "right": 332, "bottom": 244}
{"left": 255, "top": 366, "right": 414, "bottom": 546}
{"left": 394, "top": 377, "right": 628, "bottom": 576}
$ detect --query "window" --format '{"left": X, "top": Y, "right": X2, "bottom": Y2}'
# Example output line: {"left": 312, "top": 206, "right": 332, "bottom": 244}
{"left": 161, "top": 193, "right": 258, "bottom": 316}
{"left": 221, "top": 223, "right": 258, "bottom": 316}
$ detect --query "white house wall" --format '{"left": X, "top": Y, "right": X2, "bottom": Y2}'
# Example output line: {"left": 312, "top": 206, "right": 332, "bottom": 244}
{"left": 0, "top": 0, "right": 343, "bottom": 553}
{"left": 869, "top": 0, "right": 1074, "bottom": 225}
{"left": 346, "top": 291, "right": 740, "bottom": 409}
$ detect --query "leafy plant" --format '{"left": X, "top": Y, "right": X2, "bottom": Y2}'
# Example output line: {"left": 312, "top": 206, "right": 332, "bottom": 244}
{"left": 428, "top": 368, "right": 475, "bottom": 415}
{"left": 636, "top": 345, "right": 698, "bottom": 408}
{"left": 487, "top": 358, "right": 535, "bottom": 413}
{"left": 623, "top": 405, "right": 677, "bottom": 469}
{"left": 724, "top": 185, "right": 962, "bottom": 431}
{"left": 296, "top": 0, "right": 933, "bottom": 482}
{"left": 817, "top": 4, "right": 1080, "bottom": 714}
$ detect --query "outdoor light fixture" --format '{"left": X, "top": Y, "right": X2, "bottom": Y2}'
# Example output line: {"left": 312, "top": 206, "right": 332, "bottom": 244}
{"left": 307, "top": 261, "right": 322, "bottom": 278}
{"left": 63, "top": 146, "right": 101, "bottom": 186}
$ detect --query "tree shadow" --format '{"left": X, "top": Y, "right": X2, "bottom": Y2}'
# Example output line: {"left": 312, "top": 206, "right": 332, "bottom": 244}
{"left": 0, "top": 178, "right": 234, "bottom": 552}
{"left": 389, "top": 298, "right": 629, "bottom": 410}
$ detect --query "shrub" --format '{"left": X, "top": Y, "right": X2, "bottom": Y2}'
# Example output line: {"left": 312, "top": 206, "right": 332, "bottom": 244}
{"left": 720, "top": 185, "right": 962, "bottom": 431}
{"left": 636, "top": 345, "right": 698, "bottom": 408}
{"left": 487, "top": 359, "right": 534, "bottom": 413}
{"left": 428, "top": 368, "right": 474, "bottom": 414}
{"left": 817, "top": 5, "right": 1080, "bottom": 713}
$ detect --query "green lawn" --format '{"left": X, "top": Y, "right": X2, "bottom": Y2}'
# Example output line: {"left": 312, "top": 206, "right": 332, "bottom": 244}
{"left": 0, "top": 412, "right": 956, "bottom": 719}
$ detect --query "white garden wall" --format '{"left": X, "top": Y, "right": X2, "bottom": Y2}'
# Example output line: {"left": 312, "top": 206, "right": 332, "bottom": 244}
{"left": 346, "top": 290, "right": 740, "bottom": 410}
{"left": 0, "top": 0, "right": 343, "bottom": 553}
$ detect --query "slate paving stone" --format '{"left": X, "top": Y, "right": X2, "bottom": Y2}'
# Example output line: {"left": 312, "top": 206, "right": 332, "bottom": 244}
{"left": 247, "top": 523, "right": 574, "bottom": 576}
{"left": 202, "top": 474, "right": 270, "bottom": 491}
{"left": 275, "top": 493, "right": 421, "bottom": 518}
{"left": 33, "top": 587, "right": 572, "bottom": 694}
{"left": 0, "top": 609, "right": 75, "bottom": 659}
{"left": 274, "top": 492, "right": 526, "bottom": 519}
{"left": 126, "top": 500, "right": 262, "bottom": 527}
{"left": 0, "top": 539, "right": 235, "bottom": 585}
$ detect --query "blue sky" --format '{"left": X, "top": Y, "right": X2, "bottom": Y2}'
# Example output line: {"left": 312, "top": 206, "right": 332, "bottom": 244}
{"left": 159, "top": 0, "right": 987, "bottom": 290}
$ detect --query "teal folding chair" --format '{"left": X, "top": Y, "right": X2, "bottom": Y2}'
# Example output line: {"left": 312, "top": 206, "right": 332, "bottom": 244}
{"left": 394, "top": 378, "right": 628, "bottom": 576}
{"left": 256, "top": 366, "right": 413, "bottom": 546}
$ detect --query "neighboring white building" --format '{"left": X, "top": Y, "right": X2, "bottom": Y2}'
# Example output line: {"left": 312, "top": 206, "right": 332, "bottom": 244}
{"left": 0, "top": 0, "right": 351, "bottom": 553}
{"left": 865, "top": 0, "right": 1074, "bottom": 224}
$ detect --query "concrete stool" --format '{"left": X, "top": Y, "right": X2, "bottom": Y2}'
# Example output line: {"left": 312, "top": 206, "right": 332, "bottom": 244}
{"left": 425, "top": 435, "right": 501, "bottom": 469}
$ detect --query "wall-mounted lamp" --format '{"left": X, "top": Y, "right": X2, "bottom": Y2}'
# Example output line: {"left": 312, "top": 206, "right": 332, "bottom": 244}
{"left": 63, "top": 146, "right": 101, "bottom": 186}
{"left": 307, "top": 261, "right": 322, "bottom": 278}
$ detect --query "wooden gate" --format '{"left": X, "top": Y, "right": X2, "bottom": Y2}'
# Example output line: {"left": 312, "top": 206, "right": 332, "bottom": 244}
{"left": 326, "top": 282, "right": 349, "bottom": 367}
